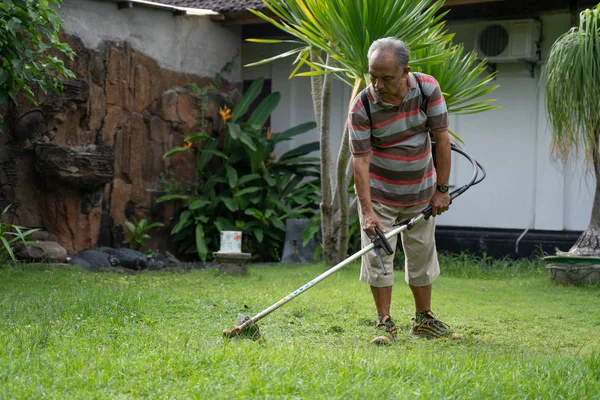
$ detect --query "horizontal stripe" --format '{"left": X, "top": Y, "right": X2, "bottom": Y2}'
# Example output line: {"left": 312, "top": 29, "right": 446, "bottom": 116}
{"left": 372, "top": 113, "right": 426, "bottom": 139}
{"left": 371, "top": 186, "right": 435, "bottom": 207}
{"left": 373, "top": 108, "right": 420, "bottom": 129}
{"left": 377, "top": 131, "right": 428, "bottom": 149}
{"left": 370, "top": 170, "right": 436, "bottom": 195}
{"left": 371, "top": 168, "right": 435, "bottom": 186}
{"left": 372, "top": 145, "right": 430, "bottom": 161}
{"left": 370, "top": 158, "right": 433, "bottom": 178}
{"left": 372, "top": 196, "right": 432, "bottom": 208}
{"left": 428, "top": 97, "right": 444, "bottom": 108}
{"left": 427, "top": 103, "right": 447, "bottom": 118}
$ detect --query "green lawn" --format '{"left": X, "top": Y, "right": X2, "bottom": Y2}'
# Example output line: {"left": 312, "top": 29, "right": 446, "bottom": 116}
{"left": 1, "top": 254, "right": 599, "bottom": 399}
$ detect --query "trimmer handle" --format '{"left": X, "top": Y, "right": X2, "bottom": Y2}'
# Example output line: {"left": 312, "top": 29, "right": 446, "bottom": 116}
{"left": 371, "top": 226, "right": 393, "bottom": 276}
{"left": 374, "top": 227, "right": 393, "bottom": 255}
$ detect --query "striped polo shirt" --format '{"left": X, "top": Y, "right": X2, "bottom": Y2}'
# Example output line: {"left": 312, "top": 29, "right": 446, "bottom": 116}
{"left": 349, "top": 72, "right": 449, "bottom": 207}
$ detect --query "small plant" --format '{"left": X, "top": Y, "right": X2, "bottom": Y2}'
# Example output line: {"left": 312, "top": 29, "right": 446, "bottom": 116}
{"left": 124, "top": 217, "right": 164, "bottom": 251}
{"left": 0, "top": 205, "right": 40, "bottom": 262}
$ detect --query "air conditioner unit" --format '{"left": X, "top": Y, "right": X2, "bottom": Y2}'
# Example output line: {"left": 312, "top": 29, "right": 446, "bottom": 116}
{"left": 474, "top": 19, "right": 541, "bottom": 63}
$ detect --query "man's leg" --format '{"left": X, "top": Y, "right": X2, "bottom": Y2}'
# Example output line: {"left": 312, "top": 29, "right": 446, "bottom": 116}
{"left": 371, "top": 285, "right": 393, "bottom": 316}
{"left": 358, "top": 202, "right": 400, "bottom": 344}
{"left": 400, "top": 206, "right": 460, "bottom": 339}
{"left": 409, "top": 284, "right": 431, "bottom": 312}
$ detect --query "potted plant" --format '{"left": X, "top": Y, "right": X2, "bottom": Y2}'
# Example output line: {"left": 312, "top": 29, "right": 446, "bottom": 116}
{"left": 543, "top": 4, "right": 600, "bottom": 285}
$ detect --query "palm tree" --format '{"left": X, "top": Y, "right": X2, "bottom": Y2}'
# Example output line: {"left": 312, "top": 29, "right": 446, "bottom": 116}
{"left": 544, "top": 4, "right": 600, "bottom": 257}
{"left": 247, "top": 0, "right": 498, "bottom": 265}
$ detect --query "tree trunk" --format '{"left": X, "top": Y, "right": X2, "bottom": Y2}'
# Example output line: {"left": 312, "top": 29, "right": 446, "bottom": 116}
{"left": 563, "top": 131, "right": 600, "bottom": 256}
{"left": 310, "top": 51, "right": 338, "bottom": 265}
{"left": 333, "top": 79, "right": 364, "bottom": 264}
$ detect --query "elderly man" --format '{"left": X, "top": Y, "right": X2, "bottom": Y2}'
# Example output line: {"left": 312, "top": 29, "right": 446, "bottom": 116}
{"left": 349, "top": 37, "right": 460, "bottom": 344}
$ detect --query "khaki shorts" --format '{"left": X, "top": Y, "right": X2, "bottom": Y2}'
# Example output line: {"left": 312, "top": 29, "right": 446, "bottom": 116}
{"left": 359, "top": 201, "right": 440, "bottom": 287}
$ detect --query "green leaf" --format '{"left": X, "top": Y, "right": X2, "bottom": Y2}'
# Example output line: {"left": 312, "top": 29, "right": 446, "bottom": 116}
{"left": 302, "top": 219, "right": 321, "bottom": 247}
{"left": 235, "top": 186, "right": 262, "bottom": 198}
{"left": 271, "top": 122, "right": 317, "bottom": 144}
{"left": 279, "top": 142, "right": 320, "bottom": 160}
{"left": 0, "top": 69, "right": 9, "bottom": 86}
{"left": 232, "top": 78, "right": 264, "bottom": 122}
{"left": 156, "top": 194, "right": 189, "bottom": 203}
{"left": 124, "top": 221, "right": 136, "bottom": 233}
{"left": 255, "top": 229, "right": 264, "bottom": 243}
{"left": 0, "top": 236, "right": 17, "bottom": 262}
{"left": 227, "top": 123, "right": 241, "bottom": 140}
{"left": 238, "top": 134, "right": 257, "bottom": 152}
{"left": 163, "top": 147, "right": 189, "bottom": 158}
{"left": 245, "top": 208, "right": 267, "bottom": 224}
{"left": 219, "top": 196, "right": 238, "bottom": 212}
{"left": 237, "top": 173, "right": 262, "bottom": 186}
{"left": 184, "top": 133, "right": 212, "bottom": 142}
{"left": 271, "top": 218, "right": 286, "bottom": 231}
{"left": 247, "top": 92, "right": 281, "bottom": 127}
{"left": 225, "top": 165, "right": 238, "bottom": 188}
{"left": 189, "top": 199, "right": 211, "bottom": 210}
{"left": 195, "top": 224, "right": 208, "bottom": 261}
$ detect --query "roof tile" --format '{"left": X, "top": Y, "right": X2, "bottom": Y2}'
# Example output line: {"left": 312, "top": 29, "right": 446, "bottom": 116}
{"left": 151, "top": 0, "right": 266, "bottom": 13}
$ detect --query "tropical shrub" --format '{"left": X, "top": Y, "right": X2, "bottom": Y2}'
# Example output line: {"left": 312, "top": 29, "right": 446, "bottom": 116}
{"left": 0, "top": 0, "right": 74, "bottom": 129}
{"left": 158, "top": 78, "right": 320, "bottom": 261}
{"left": 124, "top": 217, "right": 165, "bottom": 252}
{"left": 0, "top": 205, "right": 39, "bottom": 262}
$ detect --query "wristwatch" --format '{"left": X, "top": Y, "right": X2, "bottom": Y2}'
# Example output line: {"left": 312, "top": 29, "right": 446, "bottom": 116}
{"left": 436, "top": 184, "right": 449, "bottom": 193}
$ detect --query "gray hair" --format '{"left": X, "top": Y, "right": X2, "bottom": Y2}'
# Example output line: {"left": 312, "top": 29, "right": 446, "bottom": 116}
{"left": 367, "top": 37, "right": 410, "bottom": 69}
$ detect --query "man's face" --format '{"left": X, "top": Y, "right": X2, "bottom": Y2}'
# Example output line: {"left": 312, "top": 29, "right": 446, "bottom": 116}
{"left": 368, "top": 49, "right": 409, "bottom": 103}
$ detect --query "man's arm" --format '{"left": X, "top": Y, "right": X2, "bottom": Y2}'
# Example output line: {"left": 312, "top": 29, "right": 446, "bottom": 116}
{"left": 430, "top": 129, "right": 451, "bottom": 216}
{"left": 353, "top": 155, "right": 383, "bottom": 236}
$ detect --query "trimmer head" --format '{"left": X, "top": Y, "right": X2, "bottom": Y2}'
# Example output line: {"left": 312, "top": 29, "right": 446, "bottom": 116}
{"left": 222, "top": 313, "right": 262, "bottom": 341}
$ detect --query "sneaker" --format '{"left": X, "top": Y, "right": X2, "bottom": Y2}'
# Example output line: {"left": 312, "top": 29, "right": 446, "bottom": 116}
{"left": 409, "top": 311, "right": 461, "bottom": 340}
{"left": 370, "top": 314, "right": 398, "bottom": 345}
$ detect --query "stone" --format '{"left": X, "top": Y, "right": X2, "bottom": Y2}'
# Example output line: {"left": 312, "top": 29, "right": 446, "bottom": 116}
{"left": 43, "top": 79, "right": 90, "bottom": 113}
{"left": 146, "top": 116, "right": 170, "bottom": 182}
{"left": 88, "top": 83, "right": 107, "bottom": 133}
{"left": 67, "top": 255, "right": 92, "bottom": 270}
{"left": 132, "top": 51, "right": 162, "bottom": 113}
{"left": 158, "top": 90, "right": 179, "bottom": 122}
{"left": 214, "top": 252, "right": 252, "bottom": 275}
{"left": 34, "top": 143, "right": 115, "bottom": 191}
{"left": 30, "top": 230, "right": 59, "bottom": 242}
{"left": 177, "top": 93, "right": 199, "bottom": 135}
{"left": 19, "top": 241, "right": 68, "bottom": 263}
{"left": 13, "top": 109, "right": 46, "bottom": 143}
{"left": 281, "top": 218, "right": 321, "bottom": 264}
{"left": 100, "top": 247, "right": 148, "bottom": 270}
{"left": 80, "top": 249, "right": 119, "bottom": 268}
{"left": 113, "top": 113, "right": 145, "bottom": 184}
{"left": 106, "top": 44, "right": 133, "bottom": 111}
{"left": 148, "top": 259, "right": 166, "bottom": 270}
{"left": 102, "top": 106, "right": 128, "bottom": 147}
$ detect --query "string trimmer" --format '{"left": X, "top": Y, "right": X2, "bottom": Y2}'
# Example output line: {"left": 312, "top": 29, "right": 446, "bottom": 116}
{"left": 223, "top": 143, "right": 486, "bottom": 340}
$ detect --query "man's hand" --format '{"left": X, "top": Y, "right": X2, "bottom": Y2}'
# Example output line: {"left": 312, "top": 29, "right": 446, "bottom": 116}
{"left": 430, "top": 191, "right": 451, "bottom": 217}
{"left": 361, "top": 209, "right": 384, "bottom": 237}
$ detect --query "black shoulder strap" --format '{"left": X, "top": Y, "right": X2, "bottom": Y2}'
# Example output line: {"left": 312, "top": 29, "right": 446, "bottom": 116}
{"left": 414, "top": 72, "right": 428, "bottom": 114}
{"left": 360, "top": 89, "right": 372, "bottom": 126}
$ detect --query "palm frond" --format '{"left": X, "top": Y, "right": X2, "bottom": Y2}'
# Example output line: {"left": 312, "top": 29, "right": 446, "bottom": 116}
{"left": 544, "top": 4, "right": 600, "bottom": 166}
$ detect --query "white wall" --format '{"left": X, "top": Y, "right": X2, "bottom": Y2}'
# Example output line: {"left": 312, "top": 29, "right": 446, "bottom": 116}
{"left": 242, "top": 12, "right": 594, "bottom": 232}
{"left": 58, "top": 0, "right": 242, "bottom": 79}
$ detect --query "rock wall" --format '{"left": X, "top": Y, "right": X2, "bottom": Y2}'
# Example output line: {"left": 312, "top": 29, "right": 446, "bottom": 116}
{"left": 0, "top": 33, "right": 238, "bottom": 255}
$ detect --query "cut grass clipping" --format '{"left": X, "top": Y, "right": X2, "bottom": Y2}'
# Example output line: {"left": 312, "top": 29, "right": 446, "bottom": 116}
{"left": 1, "top": 253, "right": 599, "bottom": 398}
